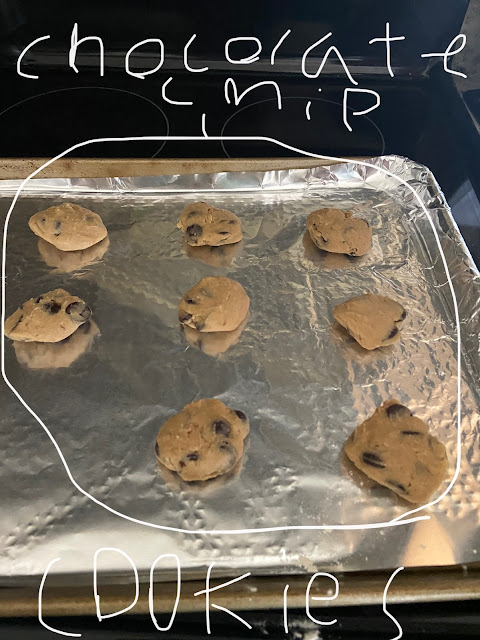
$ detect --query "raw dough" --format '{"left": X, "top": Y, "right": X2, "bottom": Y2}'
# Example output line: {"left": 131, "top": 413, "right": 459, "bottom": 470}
{"left": 178, "top": 201, "right": 243, "bottom": 247}
{"left": 307, "top": 208, "right": 371, "bottom": 256}
{"left": 182, "top": 312, "right": 249, "bottom": 356}
{"left": 178, "top": 276, "right": 250, "bottom": 332}
{"left": 29, "top": 202, "right": 108, "bottom": 251}
{"left": 155, "top": 398, "right": 250, "bottom": 481}
{"left": 13, "top": 320, "right": 100, "bottom": 369}
{"left": 5, "top": 288, "right": 92, "bottom": 343}
{"left": 38, "top": 236, "right": 109, "bottom": 272}
{"left": 333, "top": 293, "right": 406, "bottom": 350}
{"left": 344, "top": 400, "right": 448, "bottom": 503}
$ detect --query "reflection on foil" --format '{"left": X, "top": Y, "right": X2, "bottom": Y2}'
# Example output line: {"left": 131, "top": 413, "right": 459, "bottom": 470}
{"left": 38, "top": 237, "right": 110, "bottom": 273}
{"left": 403, "top": 517, "right": 455, "bottom": 566}
{"left": 1, "top": 155, "right": 480, "bottom": 584}
{"left": 182, "top": 312, "right": 250, "bottom": 357}
{"left": 12, "top": 320, "right": 100, "bottom": 370}
{"left": 184, "top": 239, "right": 244, "bottom": 268}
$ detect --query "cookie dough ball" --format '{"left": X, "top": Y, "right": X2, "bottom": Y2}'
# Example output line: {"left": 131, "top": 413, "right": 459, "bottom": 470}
{"left": 333, "top": 293, "right": 406, "bottom": 350}
{"left": 155, "top": 398, "right": 250, "bottom": 481}
{"left": 307, "top": 208, "right": 371, "bottom": 256}
{"left": 5, "top": 289, "right": 92, "bottom": 343}
{"left": 38, "top": 236, "right": 109, "bottom": 272}
{"left": 13, "top": 320, "right": 99, "bottom": 370}
{"left": 29, "top": 202, "right": 107, "bottom": 251}
{"left": 182, "top": 312, "right": 249, "bottom": 357}
{"left": 344, "top": 400, "right": 448, "bottom": 503}
{"left": 183, "top": 239, "right": 243, "bottom": 268}
{"left": 178, "top": 276, "right": 250, "bottom": 332}
{"left": 178, "top": 201, "right": 243, "bottom": 247}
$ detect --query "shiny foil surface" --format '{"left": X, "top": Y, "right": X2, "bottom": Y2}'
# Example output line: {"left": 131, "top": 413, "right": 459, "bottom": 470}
{"left": 1, "top": 155, "right": 480, "bottom": 586}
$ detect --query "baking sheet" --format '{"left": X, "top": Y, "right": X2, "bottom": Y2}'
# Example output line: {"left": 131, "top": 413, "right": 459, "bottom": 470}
{"left": 1, "top": 155, "right": 480, "bottom": 585}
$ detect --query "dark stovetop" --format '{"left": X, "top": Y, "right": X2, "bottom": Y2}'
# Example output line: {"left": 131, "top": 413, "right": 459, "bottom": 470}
{"left": 1, "top": 66, "right": 479, "bottom": 267}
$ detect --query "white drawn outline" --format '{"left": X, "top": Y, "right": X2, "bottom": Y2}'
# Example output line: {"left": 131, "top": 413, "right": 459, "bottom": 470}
{"left": 93, "top": 547, "right": 139, "bottom": 619}
{"left": 1, "top": 136, "right": 462, "bottom": 534}
{"left": 39, "top": 558, "right": 82, "bottom": 637}
{"left": 383, "top": 567, "right": 404, "bottom": 639}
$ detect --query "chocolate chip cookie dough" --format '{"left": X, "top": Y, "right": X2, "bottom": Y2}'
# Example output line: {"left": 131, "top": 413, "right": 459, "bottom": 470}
{"left": 178, "top": 201, "right": 243, "bottom": 247}
{"left": 307, "top": 208, "right": 371, "bottom": 256}
{"left": 4, "top": 289, "right": 92, "bottom": 343}
{"left": 178, "top": 276, "right": 250, "bottom": 332}
{"left": 155, "top": 398, "right": 250, "bottom": 481}
{"left": 333, "top": 293, "right": 406, "bottom": 350}
{"left": 29, "top": 203, "right": 108, "bottom": 251}
{"left": 344, "top": 400, "right": 448, "bottom": 503}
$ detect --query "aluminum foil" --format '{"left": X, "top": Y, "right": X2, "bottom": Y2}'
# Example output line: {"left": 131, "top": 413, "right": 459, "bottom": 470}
{"left": 1, "top": 155, "right": 480, "bottom": 586}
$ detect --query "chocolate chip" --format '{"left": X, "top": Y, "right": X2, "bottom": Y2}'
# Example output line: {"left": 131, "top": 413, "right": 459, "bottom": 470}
{"left": 349, "top": 250, "right": 358, "bottom": 256}
{"left": 44, "top": 301, "right": 61, "bottom": 314}
{"left": 402, "top": 430, "right": 423, "bottom": 436}
{"left": 179, "top": 313, "right": 192, "bottom": 323}
{"left": 399, "top": 310, "right": 407, "bottom": 321}
{"left": 234, "top": 410, "right": 247, "bottom": 422}
{"left": 186, "top": 452, "right": 199, "bottom": 461}
{"left": 54, "top": 220, "right": 61, "bottom": 230}
{"left": 185, "top": 298, "right": 197, "bottom": 304}
{"left": 179, "top": 460, "right": 186, "bottom": 468}
{"left": 41, "top": 217, "right": 46, "bottom": 223}
{"left": 362, "top": 452, "right": 385, "bottom": 469}
{"left": 35, "top": 296, "right": 42, "bottom": 303}
{"left": 387, "top": 480, "right": 407, "bottom": 493}
{"left": 385, "top": 326, "right": 398, "bottom": 340}
{"left": 65, "top": 301, "right": 92, "bottom": 321}
{"left": 186, "top": 224, "right": 203, "bottom": 239}
{"left": 155, "top": 442, "right": 160, "bottom": 456}
{"left": 213, "top": 420, "right": 231, "bottom": 437}
{"left": 386, "top": 404, "right": 412, "bottom": 418}
{"left": 217, "top": 231, "right": 230, "bottom": 235}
